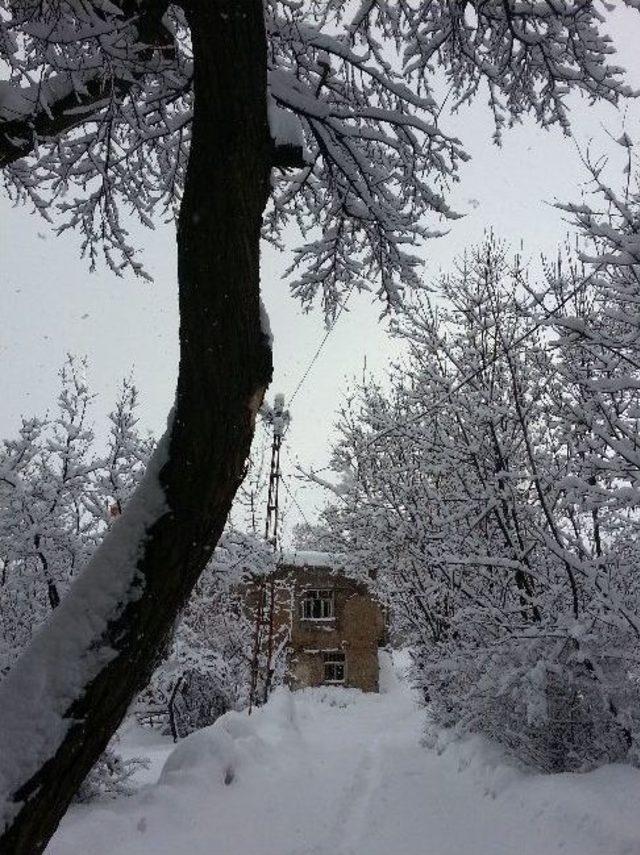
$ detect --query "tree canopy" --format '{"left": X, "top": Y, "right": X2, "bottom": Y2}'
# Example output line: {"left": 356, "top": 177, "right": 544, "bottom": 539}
{"left": 2, "top": 1, "right": 637, "bottom": 308}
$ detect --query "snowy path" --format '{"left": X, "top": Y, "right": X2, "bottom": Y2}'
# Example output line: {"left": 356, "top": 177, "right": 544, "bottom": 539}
{"left": 48, "top": 654, "right": 640, "bottom": 855}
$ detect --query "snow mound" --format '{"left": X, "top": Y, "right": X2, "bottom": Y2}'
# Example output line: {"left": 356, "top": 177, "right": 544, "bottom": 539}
{"left": 159, "top": 713, "right": 264, "bottom": 788}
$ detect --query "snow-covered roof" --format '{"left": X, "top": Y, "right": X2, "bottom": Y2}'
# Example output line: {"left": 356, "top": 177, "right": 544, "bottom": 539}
{"left": 278, "top": 550, "right": 345, "bottom": 570}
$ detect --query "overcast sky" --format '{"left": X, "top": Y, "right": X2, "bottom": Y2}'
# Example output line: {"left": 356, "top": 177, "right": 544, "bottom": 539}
{"left": 2, "top": 6, "right": 640, "bottom": 542}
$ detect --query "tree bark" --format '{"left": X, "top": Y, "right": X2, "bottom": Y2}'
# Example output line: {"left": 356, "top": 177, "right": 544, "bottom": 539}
{"left": 0, "top": 1, "right": 272, "bottom": 850}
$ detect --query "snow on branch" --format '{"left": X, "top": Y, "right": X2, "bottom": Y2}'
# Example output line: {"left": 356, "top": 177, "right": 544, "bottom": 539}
{"left": 1, "top": 0, "right": 637, "bottom": 306}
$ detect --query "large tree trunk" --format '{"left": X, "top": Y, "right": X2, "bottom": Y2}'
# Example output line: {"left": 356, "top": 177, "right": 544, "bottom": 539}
{"left": 0, "top": 1, "right": 272, "bottom": 851}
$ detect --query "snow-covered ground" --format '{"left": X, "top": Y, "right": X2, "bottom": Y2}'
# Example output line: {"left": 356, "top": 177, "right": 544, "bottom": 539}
{"left": 48, "top": 653, "right": 640, "bottom": 855}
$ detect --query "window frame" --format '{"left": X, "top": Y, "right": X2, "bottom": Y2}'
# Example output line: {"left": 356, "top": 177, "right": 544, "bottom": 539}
{"left": 322, "top": 650, "right": 346, "bottom": 685}
{"left": 300, "top": 588, "right": 335, "bottom": 622}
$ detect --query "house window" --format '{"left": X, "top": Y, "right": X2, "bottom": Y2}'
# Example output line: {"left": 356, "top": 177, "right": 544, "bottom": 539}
{"left": 301, "top": 589, "right": 334, "bottom": 621}
{"left": 323, "top": 651, "right": 345, "bottom": 684}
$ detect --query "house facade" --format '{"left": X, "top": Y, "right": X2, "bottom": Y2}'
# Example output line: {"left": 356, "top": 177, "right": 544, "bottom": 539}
{"left": 274, "top": 552, "right": 386, "bottom": 693}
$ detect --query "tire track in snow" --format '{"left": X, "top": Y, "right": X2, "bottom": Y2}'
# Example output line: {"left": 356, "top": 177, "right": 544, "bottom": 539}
{"left": 292, "top": 722, "right": 383, "bottom": 855}
{"left": 335, "top": 737, "right": 384, "bottom": 855}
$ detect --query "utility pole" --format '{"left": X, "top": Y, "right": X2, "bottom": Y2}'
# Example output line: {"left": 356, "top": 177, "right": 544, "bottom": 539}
{"left": 264, "top": 393, "right": 290, "bottom": 550}
{"left": 248, "top": 393, "right": 290, "bottom": 711}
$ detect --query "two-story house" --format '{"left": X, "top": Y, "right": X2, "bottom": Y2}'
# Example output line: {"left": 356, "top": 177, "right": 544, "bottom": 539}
{"left": 273, "top": 551, "right": 386, "bottom": 692}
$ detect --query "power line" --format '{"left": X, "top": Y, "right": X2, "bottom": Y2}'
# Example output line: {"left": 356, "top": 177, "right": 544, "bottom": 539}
{"left": 281, "top": 471, "right": 347, "bottom": 571}
{"left": 288, "top": 283, "right": 357, "bottom": 406}
{"left": 281, "top": 471, "right": 312, "bottom": 530}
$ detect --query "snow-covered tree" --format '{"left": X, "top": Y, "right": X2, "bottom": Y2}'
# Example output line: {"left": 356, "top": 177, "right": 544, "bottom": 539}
{"left": 4, "top": 2, "right": 635, "bottom": 303}
{"left": 95, "top": 379, "right": 155, "bottom": 521}
{"left": 552, "top": 138, "right": 640, "bottom": 514}
{"left": 2, "top": 2, "right": 639, "bottom": 848}
{"left": 311, "top": 235, "right": 640, "bottom": 772}
{"left": 0, "top": 358, "right": 97, "bottom": 668}
{"left": 0, "top": 361, "right": 153, "bottom": 672}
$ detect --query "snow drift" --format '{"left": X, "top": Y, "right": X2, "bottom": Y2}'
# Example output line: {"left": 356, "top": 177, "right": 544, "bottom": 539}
{"left": 48, "top": 653, "right": 640, "bottom": 855}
